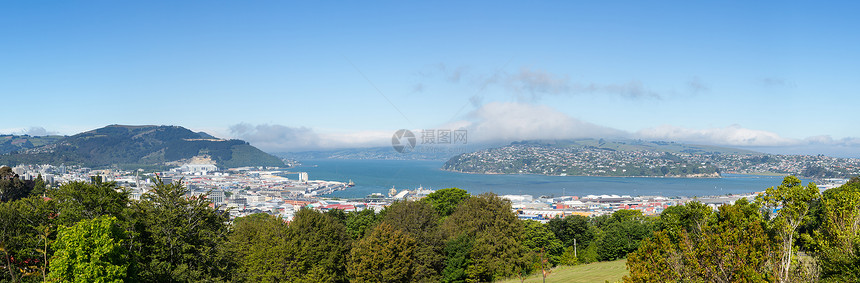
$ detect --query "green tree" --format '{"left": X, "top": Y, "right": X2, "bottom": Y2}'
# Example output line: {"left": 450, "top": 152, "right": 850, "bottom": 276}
{"left": 441, "top": 234, "right": 472, "bottom": 283}
{"left": 557, "top": 246, "right": 580, "bottom": 266}
{"left": 756, "top": 175, "right": 820, "bottom": 282}
{"left": 611, "top": 209, "right": 645, "bottom": 223}
{"left": 284, "top": 208, "right": 351, "bottom": 283}
{"left": 348, "top": 223, "right": 417, "bottom": 282}
{"left": 547, "top": 214, "right": 596, "bottom": 260}
{"left": 0, "top": 166, "right": 34, "bottom": 202}
{"left": 48, "top": 216, "right": 129, "bottom": 283}
{"left": 590, "top": 214, "right": 614, "bottom": 230}
{"left": 423, "top": 188, "right": 470, "bottom": 217}
{"left": 595, "top": 210, "right": 653, "bottom": 261}
{"left": 325, "top": 208, "right": 348, "bottom": 223}
{"left": 624, "top": 231, "right": 687, "bottom": 282}
{"left": 50, "top": 180, "right": 129, "bottom": 226}
{"left": 344, "top": 209, "right": 380, "bottom": 240}
{"left": 657, "top": 201, "right": 712, "bottom": 237}
{"left": 692, "top": 200, "right": 775, "bottom": 282}
{"left": 381, "top": 201, "right": 444, "bottom": 282}
{"left": 30, "top": 174, "right": 47, "bottom": 197}
{"left": 0, "top": 196, "right": 58, "bottom": 282}
{"left": 596, "top": 221, "right": 651, "bottom": 261}
{"left": 227, "top": 213, "right": 290, "bottom": 283}
{"left": 134, "top": 177, "right": 231, "bottom": 282}
{"left": 807, "top": 182, "right": 860, "bottom": 282}
{"left": 0, "top": 199, "right": 25, "bottom": 282}
{"left": 441, "top": 193, "right": 526, "bottom": 282}
{"left": 521, "top": 220, "right": 564, "bottom": 266}
{"left": 625, "top": 199, "right": 776, "bottom": 283}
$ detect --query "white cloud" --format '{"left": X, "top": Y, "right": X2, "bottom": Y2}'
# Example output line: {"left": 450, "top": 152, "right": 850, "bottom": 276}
{"left": 632, "top": 126, "right": 860, "bottom": 157}
{"left": 229, "top": 123, "right": 321, "bottom": 152}
{"left": 228, "top": 123, "right": 391, "bottom": 152}
{"left": 24, "top": 127, "right": 57, "bottom": 136}
{"left": 804, "top": 135, "right": 834, "bottom": 144}
{"left": 502, "top": 68, "right": 662, "bottom": 101}
{"left": 228, "top": 106, "right": 860, "bottom": 158}
{"left": 0, "top": 127, "right": 59, "bottom": 136}
{"left": 447, "top": 102, "right": 628, "bottom": 142}
{"left": 803, "top": 135, "right": 860, "bottom": 147}
{"left": 315, "top": 131, "right": 392, "bottom": 149}
{"left": 505, "top": 68, "right": 571, "bottom": 99}
{"left": 418, "top": 65, "right": 665, "bottom": 106}
{"left": 0, "top": 127, "right": 26, "bottom": 135}
{"left": 229, "top": 103, "right": 629, "bottom": 152}
{"left": 635, "top": 124, "right": 800, "bottom": 146}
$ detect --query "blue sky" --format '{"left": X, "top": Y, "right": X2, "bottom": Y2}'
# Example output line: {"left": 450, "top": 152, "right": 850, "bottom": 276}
{"left": 2, "top": 1, "right": 859, "bottom": 156}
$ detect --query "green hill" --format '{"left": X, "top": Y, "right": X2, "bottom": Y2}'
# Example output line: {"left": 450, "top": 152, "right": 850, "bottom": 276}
{"left": 0, "top": 125, "right": 283, "bottom": 169}
{"left": 0, "top": 134, "right": 65, "bottom": 154}
{"left": 445, "top": 138, "right": 860, "bottom": 178}
{"left": 513, "top": 138, "right": 758, "bottom": 155}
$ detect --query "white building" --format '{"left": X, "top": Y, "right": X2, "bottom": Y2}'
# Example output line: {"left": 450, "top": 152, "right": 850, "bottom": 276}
{"left": 180, "top": 164, "right": 218, "bottom": 174}
{"left": 208, "top": 190, "right": 225, "bottom": 204}
{"left": 298, "top": 172, "right": 308, "bottom": 182}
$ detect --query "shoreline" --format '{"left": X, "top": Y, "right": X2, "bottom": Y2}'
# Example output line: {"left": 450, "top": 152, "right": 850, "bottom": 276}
{"left": 440, "top": 168, "right": 723, "bottom": 179}
{"left": 304, "top": 159, "right": 789, "bottom": 199}
{"left": 724, "top": 171, "right": 789, "bottom": 177}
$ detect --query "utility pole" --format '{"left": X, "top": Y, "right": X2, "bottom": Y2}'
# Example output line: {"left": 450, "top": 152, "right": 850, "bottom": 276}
{"left": 574, "top": 238, "right": 577, "bottom": 258}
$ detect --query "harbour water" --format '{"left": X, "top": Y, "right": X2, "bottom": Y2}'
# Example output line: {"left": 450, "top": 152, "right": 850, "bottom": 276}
{"left": 296, "top": 159, "right": 788, "bottom": 198}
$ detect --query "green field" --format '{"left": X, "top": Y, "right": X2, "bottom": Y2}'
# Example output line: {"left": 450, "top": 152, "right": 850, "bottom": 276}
{"left": 500, "top": 259, "right": 628, "bottom": 283}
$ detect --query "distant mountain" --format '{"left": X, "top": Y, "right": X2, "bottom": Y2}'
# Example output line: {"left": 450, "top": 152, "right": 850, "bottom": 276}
{"left": 0, "top": 135, "right": 65, "bottom": 154}
{"left": 0, "top": 125, "right": 284, "bottom": 169}
{"left": 278, "top": 142, "right": 505, "bottom": 161}
{"left": 277, "top": 138, "right": 757, "bottom": 162}
{"left": 279, "top": 147, "right": 459, "bottom": 161}
{"left": 510, "top": 139, "right": 759, "bottom": 155}
{"left": 443, "top": 138, "right": 860, "bottom": 178}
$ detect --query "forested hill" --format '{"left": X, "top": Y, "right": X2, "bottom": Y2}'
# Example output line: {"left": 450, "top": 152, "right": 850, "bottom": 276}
{"left": 0, "top": 125, "right": 284, "bottom": 169}
{"left": 0, "top": 134, "right": 65, "bottom": 155}
{"left": 443, "top": 139, "right": 860, "bottom": 178}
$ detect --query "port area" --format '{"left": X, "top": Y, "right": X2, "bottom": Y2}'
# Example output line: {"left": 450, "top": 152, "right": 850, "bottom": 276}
{"left": 17, "top": 164, "right": 847, "bottom": 222}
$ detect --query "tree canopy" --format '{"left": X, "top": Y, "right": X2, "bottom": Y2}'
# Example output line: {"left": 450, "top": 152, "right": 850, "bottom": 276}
{"left": 3, "top": 173, "right": 859, "bottom": 283}
{"left": 285, "top": 208, "right": 351, "bottom": 283}
{"left": 348, "top": 222, "right": 418, "bottom": 283}
{"left": 227, "top": 213, "right": 290, "bottom": 282}
{"left": 0, "top": 166, "right": 34, "bottom": 202}
{"left": 133, "top": 177, "right": 231, "bottom": 282}
{"left": 441, "top": 193, "right": 527, "bottom": 282}
{"left": 423, "top": 188, "right": 470, "bottom": 217}
{"left": 626, "top": 176, "right": 831, "bottom": 282}
{"left": 49, "top": 216, "right": 129, "bottom": 283}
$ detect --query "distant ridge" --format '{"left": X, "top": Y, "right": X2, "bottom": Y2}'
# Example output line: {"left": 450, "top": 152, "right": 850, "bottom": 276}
{"left": 442, "top": 138, "right": 860, "bottom": 178}
{"left": 0, "top": 125, "right": 284, "bottom": 169}
{"left": 510, "top": 138, "right": 759, "bottom": 155}
{"left": 0, "top": 134, "right": 65, "bottom": 155}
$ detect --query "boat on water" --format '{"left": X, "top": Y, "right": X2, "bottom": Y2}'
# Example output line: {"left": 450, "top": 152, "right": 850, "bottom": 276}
{"left": 347, "top": 179, "right": 355, "bottom": 187}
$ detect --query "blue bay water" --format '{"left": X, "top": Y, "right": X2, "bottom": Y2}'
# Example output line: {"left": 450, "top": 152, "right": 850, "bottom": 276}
{"left": 296, "top": 159, "right": 786, "bottom": 198}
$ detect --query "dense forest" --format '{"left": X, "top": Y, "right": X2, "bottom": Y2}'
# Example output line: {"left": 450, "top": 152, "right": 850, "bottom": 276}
{"left": 1, "top": 164, "right": 858, "bottom": 282}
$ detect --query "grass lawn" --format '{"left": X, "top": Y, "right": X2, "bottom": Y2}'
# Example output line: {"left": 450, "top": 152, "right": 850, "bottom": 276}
{"left": 499, "top": 259, "right": 628, "bottom": 283}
